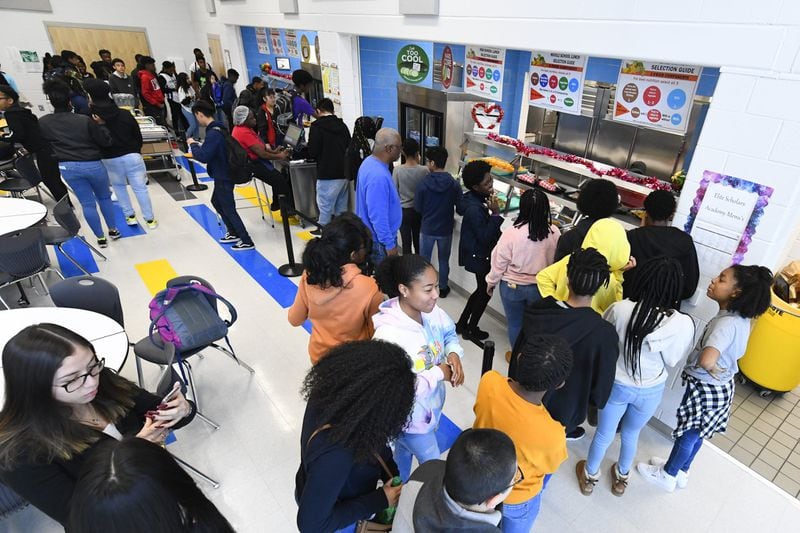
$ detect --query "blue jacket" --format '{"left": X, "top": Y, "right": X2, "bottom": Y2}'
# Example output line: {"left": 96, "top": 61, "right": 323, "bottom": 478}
{"left": 190, "top": 120, "right": 228, "bottom": 181}
{"left": 414, "top": 171, "right": 461, "bottom": 237}
{"left": 356, "top": 155, "right": 402, "bottom": 250}
{"left": 457, "top": 191, "right": 503, "bottom": 273}
{"left": 221, "top": 79, "right": 237, "bottom": 111}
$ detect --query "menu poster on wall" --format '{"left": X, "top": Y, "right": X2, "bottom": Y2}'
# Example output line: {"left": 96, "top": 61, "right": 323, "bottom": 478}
{"left": 528, "top": 51, "right": 586, "bottom": 115}
{"left": 255, "top": 28, "right": 269, "bottom": 55}
{"left": 684, "top": 171, "right": 774, "bottom": 278}
{"left": 465, "top": 46, "right": 505, "bottom": 101}
{"left": 613, "top": 61, "right": 699, "bottom": 134}
{"left": 269, "top": 29, "right": 285, "bottom": 55}
{"left": 285, "top": 29, "right": 300, "bottom": 58}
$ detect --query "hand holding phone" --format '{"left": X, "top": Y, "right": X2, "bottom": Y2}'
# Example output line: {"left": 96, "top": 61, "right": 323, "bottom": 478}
{"left": 152, "top": 381, "right": 190, "bottom": 428}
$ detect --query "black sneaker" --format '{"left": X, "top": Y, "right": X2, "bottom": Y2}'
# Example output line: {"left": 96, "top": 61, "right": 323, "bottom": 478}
{"left": 455, "top": 322, "right": 468, "bottom": 336}
{"left": 231, "top": 241, "right": 255, "bottom": 251}
{"left": 219, "top": 232, "right": 240, "bottom": 243}
{"left": 97, "top": 236, "right": 108, "bottom": 248}
{"left": 439, "top": 286, "right": 451, "bottom": 298}
{"left": 310, "top": 228, "right": 322, "bottom": 237}
{"left": 108, "top": 229, "right": 121, "bottom": 240}
{"left": 567, "top": 427, "right": 586, "bottom": 441}
{"left": 470, "top": 328, "right": 490, "bottom": 340}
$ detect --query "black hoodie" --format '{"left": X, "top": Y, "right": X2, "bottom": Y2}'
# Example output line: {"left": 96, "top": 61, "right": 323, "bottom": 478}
{"left": 307, "top": 114, "right": 351, "bottom": 180}
{"left": 2, "top": 104, "right": 51, "bottom": 153}
{"left": 624, "top": 225, "right": 700, "bottom": 301}
{"left": 89, "top": 101, "right": 143, "bottom": 159}
{"left": 510, "top": 297, "right": 619, "bottom": 431}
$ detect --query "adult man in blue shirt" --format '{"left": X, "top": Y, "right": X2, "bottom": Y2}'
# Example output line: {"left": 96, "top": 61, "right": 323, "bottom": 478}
{"left": 356, "top": 128, "right": 402, "bottom": 266}
{"left": 187, "top": 100, "right": 254, "bottom": 251}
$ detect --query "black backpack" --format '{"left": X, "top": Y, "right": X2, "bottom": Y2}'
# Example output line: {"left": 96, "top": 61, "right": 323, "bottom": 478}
{"left": 210, "top": 126, "right": 251, "bottom": 184}
{"left": 273, "top": 91, "right": 296, "bottom": 138}
{"left": 233, "top": 89, "right": 257, "bottom": 112}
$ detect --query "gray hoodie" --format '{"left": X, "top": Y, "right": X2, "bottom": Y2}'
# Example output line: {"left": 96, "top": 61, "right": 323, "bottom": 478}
{"left": 393, "top": 460, "right": 502, "bottom": 532}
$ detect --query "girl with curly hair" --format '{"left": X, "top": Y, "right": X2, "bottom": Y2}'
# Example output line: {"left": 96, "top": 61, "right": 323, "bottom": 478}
{"left": 295, "top": 340, "right": 416, "bottom": 532}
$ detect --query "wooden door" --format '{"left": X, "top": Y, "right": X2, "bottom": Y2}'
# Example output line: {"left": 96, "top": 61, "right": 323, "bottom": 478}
{"left": 46, "top": 24, "right": 150, "bottom": 75}
{"left": 207, "top": 35, "right": 225, "bottom": 76}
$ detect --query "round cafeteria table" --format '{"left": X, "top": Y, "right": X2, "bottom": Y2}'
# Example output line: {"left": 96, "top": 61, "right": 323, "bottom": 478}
{"left": 0, "top": 197, "right": 47, "bottom": 235}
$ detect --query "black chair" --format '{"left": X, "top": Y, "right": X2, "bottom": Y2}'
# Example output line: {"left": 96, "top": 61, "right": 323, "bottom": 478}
{"left": 49, "top": 275, "right": 125, "bottom": 326}
{"left": 41, "top": 194, "right": 107, "bottom": 275}
{"left": 0, "top": 227, "right": 64, "bottom": 309}
{"left": 0, "top": 153, "right": 44, "bottom": 201}
{"left": 154, "top": 341, "right": 220, "bottom": 488}
{"left": 133, "top": 275, "right": 254, "bottom": 429}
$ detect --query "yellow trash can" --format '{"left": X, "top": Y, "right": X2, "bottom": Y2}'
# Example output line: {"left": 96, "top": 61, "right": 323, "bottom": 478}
{"left": 739, "top": 289, "right": 800, "bottom": 396}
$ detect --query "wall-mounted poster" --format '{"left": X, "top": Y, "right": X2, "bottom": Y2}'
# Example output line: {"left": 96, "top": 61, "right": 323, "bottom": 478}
{"left": 396, "top": 44, "right": 430, "bottom": 85}
{"left": 255, "top": 28, "right": 269, "bottom": 55}
{"left": 529, "top": 51, "right": 587, "bottom": 115}
{"left": 613, "top": 61, "right": 699, "bottom": 134}
{"left": 465, "top": 46, "right": 505, "bottom": 101}
{"left": 684, "top": 171, "right": 773, "bottom": 277}
{"left": 285, "top": 29, "right": 299, "bottom": 57}
{"left": 269, "top": 29, "right": 285, "bottom": 55}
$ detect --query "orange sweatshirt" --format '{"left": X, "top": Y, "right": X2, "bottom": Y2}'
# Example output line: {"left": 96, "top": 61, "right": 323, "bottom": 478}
{"left": 288, "top": 263, "right": 384, "bottom": 364}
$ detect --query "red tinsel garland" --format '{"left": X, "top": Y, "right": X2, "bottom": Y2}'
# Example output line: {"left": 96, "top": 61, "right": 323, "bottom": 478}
{"left": 471, "top": 103, "right": 505, "bottom": 130}
{"left": 487, "top": 133, "right": 673, "bottom": 191}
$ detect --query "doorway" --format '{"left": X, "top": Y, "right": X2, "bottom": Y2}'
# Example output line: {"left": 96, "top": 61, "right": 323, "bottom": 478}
{"left": 46, "top": 23, "right": 151, "bottom": 74}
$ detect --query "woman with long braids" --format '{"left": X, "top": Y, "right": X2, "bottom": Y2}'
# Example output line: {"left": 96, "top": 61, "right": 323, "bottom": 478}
{"left": 576, "top": 257, "right": 695, "bottom": 496}
{"left": 486, "top": 188, "right": 560, "bottom": 354}
{"left": 344, "top": 116, "right": 377, "bottom": 183}
{"left": 295, "top": 340, "right": 416, "bottom": 533}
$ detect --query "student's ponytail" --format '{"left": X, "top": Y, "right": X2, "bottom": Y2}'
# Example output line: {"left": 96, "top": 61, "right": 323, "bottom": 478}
{"left": 375, "top": 254, "right": 432, "bottom": 298}
{"left": 728, "top": 264, "right": 773, "bottom": 318}
{"left": 301, "top": 213, "right": 372, "bottom": 288}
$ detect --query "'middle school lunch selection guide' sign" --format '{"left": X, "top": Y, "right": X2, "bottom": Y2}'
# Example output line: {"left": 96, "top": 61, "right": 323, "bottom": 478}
{"left": 613, "top": 61, "right": 699, "bottom": 134}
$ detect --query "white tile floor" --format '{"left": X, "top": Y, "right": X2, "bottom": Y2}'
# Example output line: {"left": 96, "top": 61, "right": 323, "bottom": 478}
{"left": 2, "top": 168, "right": 800, "bottom": 532}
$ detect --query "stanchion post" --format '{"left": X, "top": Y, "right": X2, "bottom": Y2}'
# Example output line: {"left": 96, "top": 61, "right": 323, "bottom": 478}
{"left": 481, "top": 340, "right": 495, "bottom": 376}
{"left": 278, "top": 194, "right": 304, "bottom": 277}
{"left": 184, "top": 152, "right": 208, "bottom": 192}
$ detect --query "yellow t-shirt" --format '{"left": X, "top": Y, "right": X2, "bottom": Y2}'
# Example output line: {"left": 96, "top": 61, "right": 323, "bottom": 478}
{"left": 473, "top": 371, "right": 568, "bottom": 504}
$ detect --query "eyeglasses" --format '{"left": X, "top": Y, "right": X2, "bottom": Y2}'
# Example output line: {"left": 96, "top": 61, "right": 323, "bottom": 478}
{"left": 503, "top": 465, "right": 525, "bottom": 491}
{"left": 55, "top": 357, "right": 105, "bottom": 393}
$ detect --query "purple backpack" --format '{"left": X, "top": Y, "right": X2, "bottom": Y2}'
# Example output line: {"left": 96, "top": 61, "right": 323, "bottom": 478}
{"left": 148, "top": 283, "right": 237, "bottom": 351}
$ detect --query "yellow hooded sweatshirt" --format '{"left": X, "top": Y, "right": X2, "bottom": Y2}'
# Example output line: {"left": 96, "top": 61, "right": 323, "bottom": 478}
{"left": 536, "top": 218, "right": 631, "bottom": 314}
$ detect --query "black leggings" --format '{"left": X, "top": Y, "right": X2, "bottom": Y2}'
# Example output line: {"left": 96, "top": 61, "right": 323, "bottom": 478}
{"left": 400, "top": 207, "right": 421, "bottom": 254}
{"left": 35, "top": 149, "right": 69, "bottom": 201}
{"left": 458, "top": 269, "right": 491, "bottom": 330}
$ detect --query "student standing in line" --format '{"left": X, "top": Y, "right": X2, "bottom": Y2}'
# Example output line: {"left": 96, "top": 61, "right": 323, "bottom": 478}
{"left": 290, "top": 69, "right": 319, "bottom": 126}
{"left": 392, "top": 138, "right": 428, "bottom": 255}
{"left": 157, "top": 61, "right": 182, "bottom": 134}
{"left": 393, "top": 428, "right": 519, "bottom": 532}
{"left": 576, "top": 257, "right": 694, "bottom": 496}
{"left": 554, "top": 178, "right": 620, "bottom": 261}
{"left": 344, "top": 116, "right": 377, "bottom": 183}
{"left": 295, "top": 340, "right": 415, "bottom": 533}
{"left": 85, "top": 79, "right": 158, "bottom": 230}
{"left": 137, "top": 56, "right": 166, "bottom": 126}
{"left": 191, "top": 56, "right": 215, "bottom": 95}
{"left": 188, "top": 100, "right": 255, "bottom": 251}
{"left": 89, "top": 49, "right": 114, "bottom": 80}
{"left": 0, "top": 84, "right": 69, "bottom": 202}
{"left": 176, "top": 73, "right": 198, "bottom": 139}
{"left": 511, "top": 248, "right": 620, "bottom": 441}
{"left": 307, "top": 97, "right": 351, "bottom": 232}
{"left": 455, "top": 160, "right": 503, "bottom": 345}
{"left": 0, "top": 324, "right": 195, "bottom": 526}
{"left": 107, "top": 58, "right": 138, "bottom": 107}
{"left": 415, "top": 146, "right": 461, "bottom": 298}
{"left": 373, "top": 254, "right": 465, "bottom": 481}
{"left": 39, "top": 80, "right": 120, "bottom": 248}
{"left": 199, "top": 73, "right": 227, "bottom": 126}
{"left": 486, "top": 188, "right": 560, "bottom": 354}
{"left": 289, "top": 213, "right": 383, "bottom": 365}
{"left": 638, "top": 265, "right": 772, "bottom": 492}
{"left": 219, "top": 69, "right": 239, "bottom": 128}
{"left": 355, "top": 128, "right": 403, "bottom": 267}
{"left": 473, "top": 335, "right": 573, "bottom": 533}
{"left": 625, "top": 190, "right": 700, "bottom": 302}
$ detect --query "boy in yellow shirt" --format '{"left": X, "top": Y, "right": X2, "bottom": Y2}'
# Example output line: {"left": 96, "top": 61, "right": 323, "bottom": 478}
{"left": 473, "top": 335, "right": 573, "bottom": 533}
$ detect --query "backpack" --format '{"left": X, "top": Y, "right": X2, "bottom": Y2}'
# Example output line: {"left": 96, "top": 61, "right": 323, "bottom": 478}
{"left": 148, "top": 282, "right": 238, "bottom": 352}
{"left": 273, "top": 91, "right": 296, "bottom": 138}
{"left": 210, "top": 126, "right": 251, "bottom": 184}
{"left": 233, "top": 89, "right": 256, "bottom": 112}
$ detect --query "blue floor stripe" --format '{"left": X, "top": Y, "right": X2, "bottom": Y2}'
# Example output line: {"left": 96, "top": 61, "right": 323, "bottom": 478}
{"left": 183, "top": 203, "right": 462, "bottom": 452}
{"left": 112, "top": 203, "right": 147, "bottom": 237}
{"left": 54, "top": 237, "right": 100, "bottom": 277}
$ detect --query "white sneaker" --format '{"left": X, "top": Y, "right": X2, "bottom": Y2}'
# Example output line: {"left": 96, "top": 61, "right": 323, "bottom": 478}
{"left": 636, "top": 462, "right": 677, "bottom": 492}
{"left": 650, "top": 457, "right": 688, "bottom": 489}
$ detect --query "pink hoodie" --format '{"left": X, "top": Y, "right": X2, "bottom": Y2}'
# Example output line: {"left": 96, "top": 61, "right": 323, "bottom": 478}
{"left": 486, "top": 223, "right": 560, "bottom": 288}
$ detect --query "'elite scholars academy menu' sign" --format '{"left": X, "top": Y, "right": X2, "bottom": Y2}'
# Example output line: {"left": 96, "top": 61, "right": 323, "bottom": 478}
{"left": 465, "top": 46, "right": 505, "bottom": 101}
{"left": 613, "top": 61, "right": 699, "bottom": 134}
{"left": 529, "top": 51, "right": 587, "bottom": 115}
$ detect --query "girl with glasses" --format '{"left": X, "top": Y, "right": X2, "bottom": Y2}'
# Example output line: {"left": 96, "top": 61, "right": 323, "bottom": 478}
{"left": 0, "top": 323, "right": 195, "bottom": 526}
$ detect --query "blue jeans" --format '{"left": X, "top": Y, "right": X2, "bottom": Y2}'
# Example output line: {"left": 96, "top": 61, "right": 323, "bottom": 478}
{"left": 59, "top": 160, "right": 117, "bottom": 238}
{"left": 420, "top": 234, "right": 453, "bottom": 289}
{"left": 586, "top": 381, "right": 666, "bottom": 476}
{"left": 664, "top": 428, "right": 703, "bottom": 476}
{"left": 394, "top": 430, "right": 440, "bottom": 482}
{"left": 103, "top": 153, "right": 154, "bottom": 220}
{"left": 501, "top": 474, "right": 551, "bottom": 533}
{"left": 211, "top": 178, "right": 252, "bottom": 245}
{"left": 316, "top": 178, "right": 349, "bottom": 225}
{"left": 181, "top": 106, "right": 199, "bottom": 139}
{"left": 499, "top": 281, "right": 541, "bottom": 348}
